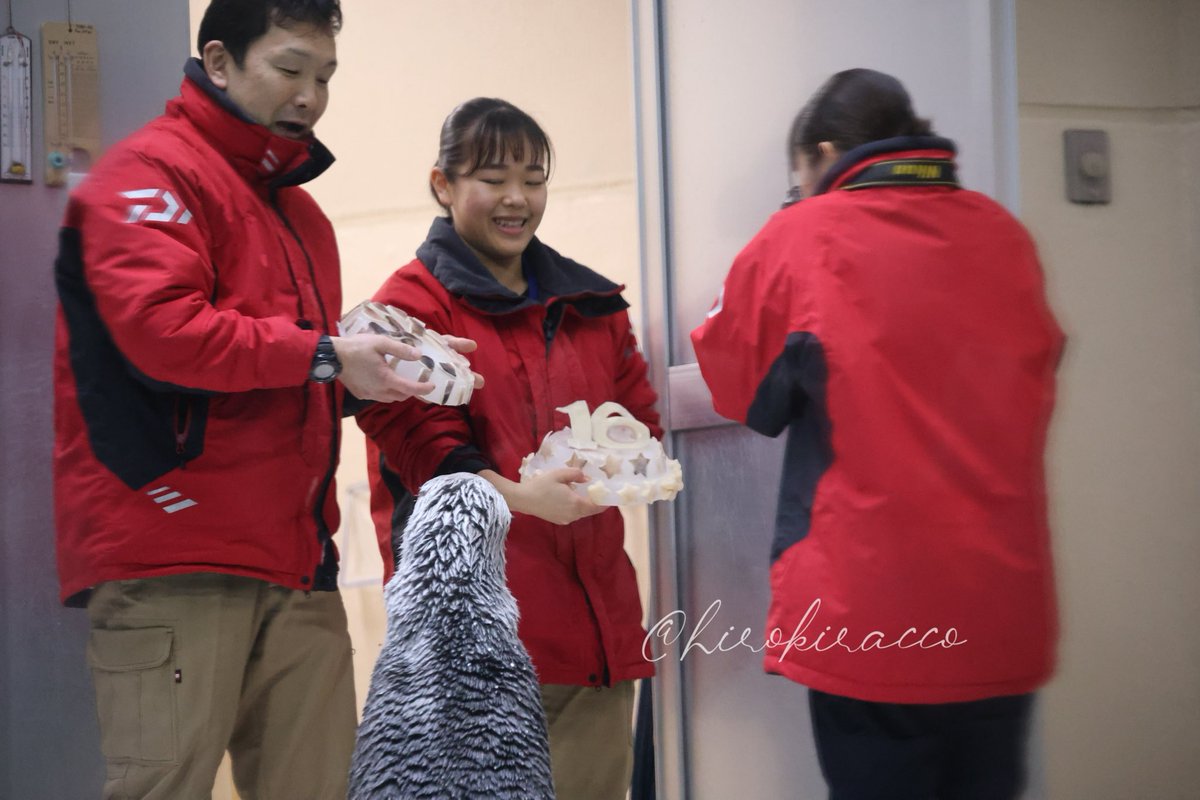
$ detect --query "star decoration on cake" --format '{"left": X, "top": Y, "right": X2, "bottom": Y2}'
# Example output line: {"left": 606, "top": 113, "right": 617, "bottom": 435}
{"left": 600, "top": 454, "right": 624, "bottom": 479}
{"left": 630, "top": 453, "right": 650, "bottom": 476}
{"left": 566, "top": 452, "right": 589, "bottom": 470}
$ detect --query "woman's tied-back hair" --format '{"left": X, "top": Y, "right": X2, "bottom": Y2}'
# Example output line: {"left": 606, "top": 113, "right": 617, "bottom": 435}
{"left": 788, "top": 68, "right": 933, "bottom": 166}
{"left": 197, "top": 0, "right": 343, "bottom": 66}
{"left": 430, "top": 98, "right": 554, "bottom": 211}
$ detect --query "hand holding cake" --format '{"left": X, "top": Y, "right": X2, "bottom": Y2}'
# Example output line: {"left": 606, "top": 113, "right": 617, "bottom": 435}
{"left": 520, "top": 400, "right": 684, "bottom": 507}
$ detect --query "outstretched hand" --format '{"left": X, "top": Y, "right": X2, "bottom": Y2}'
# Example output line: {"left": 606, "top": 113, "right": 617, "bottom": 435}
{"left": 443, "top": 335, "right": 485, "bottom": 391}
{"left": 330, "top": 334, "right": 433, "bottom": 402}
{"left": 480, "top": 467, "right": 604, "bottom": 526}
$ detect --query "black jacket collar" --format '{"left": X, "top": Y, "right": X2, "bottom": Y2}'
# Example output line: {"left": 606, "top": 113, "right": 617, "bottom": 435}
{"left": 814, "top": 135, "right": 957, "bottom": 196}
{"left": 416, "top": 217, "right": 628, "bottom": 317}
{"left": 181, "top": 58, "right": 335, "bottom": 190}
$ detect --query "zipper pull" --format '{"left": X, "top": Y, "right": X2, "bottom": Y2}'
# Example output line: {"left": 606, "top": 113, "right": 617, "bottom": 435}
{"left": 174, "top": 397, "right": 191, "bottom": 456}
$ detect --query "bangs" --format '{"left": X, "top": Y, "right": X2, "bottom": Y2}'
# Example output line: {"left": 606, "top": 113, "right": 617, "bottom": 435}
{"left": 461, "top": 116, "right": 553, "bottom": 179}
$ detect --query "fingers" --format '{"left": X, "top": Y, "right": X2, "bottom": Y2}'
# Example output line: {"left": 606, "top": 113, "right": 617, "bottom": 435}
{"left": 565, "top": 491, "right": 604, "bottom": 522}
{"left": 330, "top": 333, "right": 417, "bottom": 364}
{"left": 332, "top": 330, "right": 484, "bottom": 402}
{"left": 379, "top": 374, "right": 435, "bottom": 401}
{"left": 443, "top": 335, "right": 478, "bottom": 354}
{"left": 370, "top": 335, "right": 421, "bottom": 363}
{"left": 514, "top": 469, "right": 608, "bottom": 525}
{"left": 341, "top": 373, "right": 434, "bottom": 403}
{"left": 547, "top": 467, "right": 588, "bottom": 485}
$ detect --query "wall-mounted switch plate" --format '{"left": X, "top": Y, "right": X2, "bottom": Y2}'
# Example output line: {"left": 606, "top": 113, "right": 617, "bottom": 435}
{"left": 1064, "top": 129, "right": 1111, "bottom": 205}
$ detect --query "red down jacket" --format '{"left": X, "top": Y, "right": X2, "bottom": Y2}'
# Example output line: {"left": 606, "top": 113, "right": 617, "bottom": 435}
{"left": 358, "top": 218, "right": 661, "bottom": 687}
{"left": 53, "top": 61, "right": 344, "bottom": 606}
{"left": 692, "top": 137, "right": 1063, "bottom": 703}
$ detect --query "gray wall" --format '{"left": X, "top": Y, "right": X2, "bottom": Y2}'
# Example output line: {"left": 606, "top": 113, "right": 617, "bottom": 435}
{"left": 0, "top": 1, "right": 190, "bottom": 796}
{"left": 659, "top": 0, "right": 1018, "bottom": 362}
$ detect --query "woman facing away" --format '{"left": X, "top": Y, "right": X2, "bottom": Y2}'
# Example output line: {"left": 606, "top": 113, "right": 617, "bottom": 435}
{"left": 692, "top": 68, "right": 1063, "bottom": 800}
{"left": 356, "top": 97, "right": 661, "bottom": 800}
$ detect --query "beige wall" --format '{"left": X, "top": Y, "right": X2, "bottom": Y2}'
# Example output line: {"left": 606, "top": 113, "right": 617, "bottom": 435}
{"left": 1017, "top": 1, "right": 1200, "bottom": 797}
{"left": 188, "top": 2, "right": 641, "bottom": 796}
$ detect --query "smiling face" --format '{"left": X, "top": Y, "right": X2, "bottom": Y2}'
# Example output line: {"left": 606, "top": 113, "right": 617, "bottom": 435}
{"left": 202, "top": 21, "right": 337, "bottom": 140}
{"left": 432, "top": 145, "right": 548, "bottom": 279}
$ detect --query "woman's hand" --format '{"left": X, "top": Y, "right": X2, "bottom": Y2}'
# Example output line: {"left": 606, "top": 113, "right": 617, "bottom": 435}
{"left": 443, "top": 335, "right": 485, "bottom": 391}
{"left": 480, "top": 468, "right": 604, "bottom": 526}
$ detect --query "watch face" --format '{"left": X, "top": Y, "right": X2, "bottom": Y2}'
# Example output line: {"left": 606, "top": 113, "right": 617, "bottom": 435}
{"left": 312, "top": 361, "right": 338, "bottom": 381}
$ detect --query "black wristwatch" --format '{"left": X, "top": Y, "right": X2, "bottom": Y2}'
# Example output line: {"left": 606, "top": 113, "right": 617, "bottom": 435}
{"left": 309, "top": 335, "right": 342, "bottom": 383}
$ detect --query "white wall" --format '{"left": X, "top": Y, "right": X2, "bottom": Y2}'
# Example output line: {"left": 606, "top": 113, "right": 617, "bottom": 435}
{"left": 1017, "top": 1, "right": 1200, "bottom": 797}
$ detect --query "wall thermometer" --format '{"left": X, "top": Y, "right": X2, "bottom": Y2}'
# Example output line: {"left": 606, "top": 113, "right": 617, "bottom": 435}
{"left": 41, "top": 21, "right": 99, "bottom": 187}
{"left": 0, "top": 25, "right": 32, "bottom": 184}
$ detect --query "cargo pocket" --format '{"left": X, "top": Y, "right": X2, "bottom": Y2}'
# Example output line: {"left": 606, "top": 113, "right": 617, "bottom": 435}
{"left": 87, "top": 627, "right": 177, "bottom": 763}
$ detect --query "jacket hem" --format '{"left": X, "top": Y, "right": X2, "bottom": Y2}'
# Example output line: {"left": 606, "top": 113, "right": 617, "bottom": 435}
{"left": 60, "top": 563, "right": 332, "bottom": 607}
{"left": 764, "top": 656, "right": 1052, "bottom": 704}
{"left": 535, "top": 661, "right": 655, "bottom": 687}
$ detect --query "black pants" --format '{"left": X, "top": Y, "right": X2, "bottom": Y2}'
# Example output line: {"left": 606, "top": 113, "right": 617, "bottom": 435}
{"left": 808, "top": 689, "right": 1035, "bottom": 800}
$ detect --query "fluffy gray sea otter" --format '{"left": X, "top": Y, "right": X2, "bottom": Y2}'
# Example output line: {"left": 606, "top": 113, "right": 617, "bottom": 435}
{"left": 349, "top": 472, "right": 555, "bottom": 800}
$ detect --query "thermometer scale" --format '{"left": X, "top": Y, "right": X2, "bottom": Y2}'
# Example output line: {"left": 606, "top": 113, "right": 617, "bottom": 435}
{"left": 41, "top": 20, "right": 99, "bottom": 187}
{"left": 0, "top": 23, "right": 31, "bottom": 184}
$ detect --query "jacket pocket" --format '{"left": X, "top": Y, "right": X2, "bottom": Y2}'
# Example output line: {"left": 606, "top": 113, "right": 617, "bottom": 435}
{"left": 86, "top": 627, "right": 177, "bottom": 763}
{"left": 58, "top": 227, "right": 209, "bottom": 489}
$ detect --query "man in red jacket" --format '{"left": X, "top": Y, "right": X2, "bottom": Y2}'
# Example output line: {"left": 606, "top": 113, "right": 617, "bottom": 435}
{"left": 692, "top": 69, "right": 1062, "bottom": 800}
{"left": 52, "top": 2, "right": 448, "bottom": 797}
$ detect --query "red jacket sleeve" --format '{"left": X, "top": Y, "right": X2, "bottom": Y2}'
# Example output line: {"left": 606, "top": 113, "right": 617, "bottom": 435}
{"left": 354, "top": 267, "right": 485, "bottom": 493}
{"left": 68, "top": 152, "right": 318, "bottom": 393}
{"left": 610, "top": 311, "right": 663, "bottom": 440}
{"left": 690, "top": 214, "right": 805, "bottom": 426}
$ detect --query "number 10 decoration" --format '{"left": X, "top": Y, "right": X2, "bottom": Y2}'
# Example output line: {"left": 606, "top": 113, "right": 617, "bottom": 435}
{"left": 520, "top": 401, "right": 684, "bottom": 507}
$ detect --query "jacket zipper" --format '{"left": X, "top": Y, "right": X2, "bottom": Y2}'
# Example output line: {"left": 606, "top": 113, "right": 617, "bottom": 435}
{"left": 272, "top": 197, "right": 339, "bottom": 586}
{"left": 174, "top": 396, "right": 191, "bottom": 461}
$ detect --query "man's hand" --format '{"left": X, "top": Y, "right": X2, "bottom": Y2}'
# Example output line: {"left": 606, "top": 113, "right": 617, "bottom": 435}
{"left": 329, "top": 334, "right": 433, "bottom": 402}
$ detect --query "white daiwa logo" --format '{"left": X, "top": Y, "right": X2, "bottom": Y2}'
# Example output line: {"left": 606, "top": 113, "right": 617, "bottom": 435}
{"left": 120, "top": 189, "right": 193, "bottom": 225}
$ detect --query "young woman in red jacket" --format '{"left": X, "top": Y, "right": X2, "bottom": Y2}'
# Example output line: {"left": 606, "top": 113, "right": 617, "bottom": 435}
{"left": 692, "top": 69, "right": 1062, "bottom": 800}
{"left": 357, "top": 97, "right": 661, "bottom": 800}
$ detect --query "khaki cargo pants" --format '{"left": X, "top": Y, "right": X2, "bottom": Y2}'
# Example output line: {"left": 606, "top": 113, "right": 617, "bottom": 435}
{"left": 541, "top": 680, "right": 636, "bottom": 800}
{"left": 86, "top": 573, "right": 356, "bottom": 800}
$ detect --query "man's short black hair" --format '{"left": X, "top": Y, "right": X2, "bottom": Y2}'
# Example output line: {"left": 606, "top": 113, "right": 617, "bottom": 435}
{"left": 197, "top": 0, "right": 342, "bottom": 66}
